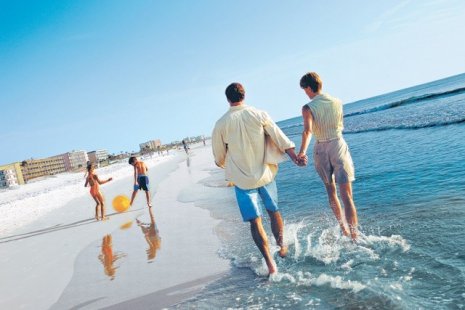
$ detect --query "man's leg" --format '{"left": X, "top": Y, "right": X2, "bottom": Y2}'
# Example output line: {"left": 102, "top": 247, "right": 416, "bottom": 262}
{"left": 130, "top": 190, "right": 138, "bottom": 206}
{"left": 145, "top": 191, "right": 152, "bottom": 208}
{"left": 259, "top": 181, "right": 287, "bottom": 257}
{"left": 139, "top": 177, "right": 152, "bottom": 207}
{"left": 266, "top": 210, "right": 288, "bottom": 257}
{"left": 250, "top": 217, "right": 277, "bottom": 275}
{"left": 339, "top": 182, "right": 358, "bottom": 240}
{"left": 324, "top": 182, "right": 350, "bottom": 236}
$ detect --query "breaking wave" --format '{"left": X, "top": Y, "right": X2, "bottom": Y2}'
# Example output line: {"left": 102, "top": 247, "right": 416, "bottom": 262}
{"left": 345, "top": 87, "right": 465, "bottom": 118}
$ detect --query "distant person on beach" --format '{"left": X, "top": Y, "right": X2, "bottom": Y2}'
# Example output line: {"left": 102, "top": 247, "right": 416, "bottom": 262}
{"left": 212, "top": 82, "right": 306, "bottom": 275}
{"left": 297, "top": 72, "right": 359, "bottom": 240}
{"left": 128, "top": 156, "right": 152, "bottom": 208}
{"left": 182, "top": 139, "right": 189, "bottom": 154}
{"left": 84, "top": 163, "right": 112, "bottom": 220}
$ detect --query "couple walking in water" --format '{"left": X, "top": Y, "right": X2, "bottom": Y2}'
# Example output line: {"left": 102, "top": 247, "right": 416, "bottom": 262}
{"left": 212, "top": 72, "right": 359, "bottom": 275}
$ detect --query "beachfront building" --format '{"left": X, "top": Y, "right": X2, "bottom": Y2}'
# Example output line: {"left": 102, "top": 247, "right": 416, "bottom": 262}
{"left": 20, "top": 155, "right": 67, "bottom": 182}
{"left": 87, "top": 150, "right": 109, "bottom": 167}
{"left": 0, "top": 169, "right": 17, "bottom": 188}
{"left": 0, "top": 163, "right": 25, "bottom": 188}
{"left": 139, "top": 139, "right": 161, "bottom": 152}
{"left": 108, "top": 152, "right": 130, "bottom": 163}
{"left": 64, "top": 150, "right": 89, "bottom": 171}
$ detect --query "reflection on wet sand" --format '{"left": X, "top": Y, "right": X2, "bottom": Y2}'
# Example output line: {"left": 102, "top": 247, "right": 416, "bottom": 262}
{"left": 98, "top": 234, "right": 126, "bottom": 280}
{"left": 120, "top": 220, "right": 133, "bottom": 230}
{"left": 136, "top": 208, "right": 161, "bottom": 262}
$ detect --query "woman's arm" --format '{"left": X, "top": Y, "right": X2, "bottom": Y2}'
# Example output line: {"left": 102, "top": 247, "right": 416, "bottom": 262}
{"left": 299, "top": 105, "right": 313, "bottom": 157}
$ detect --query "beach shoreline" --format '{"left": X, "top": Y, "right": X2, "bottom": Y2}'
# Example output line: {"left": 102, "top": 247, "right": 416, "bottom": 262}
{"left": 0, "top": 143, "right": 231, "bottom": 309}
{"left": 0, "top": 152, "right": 175, "bottom": 238}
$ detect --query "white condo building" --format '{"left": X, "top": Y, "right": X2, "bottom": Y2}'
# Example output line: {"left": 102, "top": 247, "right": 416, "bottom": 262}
{"left": 139, "top": 139, "right": 161, "bottom": 152}
{"left": 64, "top": 150, "right": 89, "bottom": 171}
{"left": 87, "top": 150, "right": 109, "bottom": 167}
{"left": 0, "top": 168, "right": 19, "bottom": 188}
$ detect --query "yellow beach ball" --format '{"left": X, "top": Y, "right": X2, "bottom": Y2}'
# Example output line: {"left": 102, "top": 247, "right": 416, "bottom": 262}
{"left": 112, "top": 195, "right": 130, "bottom": 213}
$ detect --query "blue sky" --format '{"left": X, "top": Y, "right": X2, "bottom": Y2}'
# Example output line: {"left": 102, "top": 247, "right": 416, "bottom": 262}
{"left": 1, "top": 0, "right": 465, "bottom": 164}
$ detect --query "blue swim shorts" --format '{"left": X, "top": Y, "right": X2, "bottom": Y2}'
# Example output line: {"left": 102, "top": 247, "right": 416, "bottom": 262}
{"left": 234, "top": 180, "right": 279, "bottom": 222}
{"left": 137, "top": 175, "right": 150, "bottom": 191}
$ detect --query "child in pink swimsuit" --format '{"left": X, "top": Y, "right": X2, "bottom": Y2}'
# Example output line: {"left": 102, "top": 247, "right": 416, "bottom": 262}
{"left": 84, "top": 163, "right": 113, "bottom": 220}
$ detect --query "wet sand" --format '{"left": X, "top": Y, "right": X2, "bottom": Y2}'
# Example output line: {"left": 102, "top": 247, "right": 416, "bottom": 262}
{"left": 0, "top": 144, "right": 230, "bottom": 309}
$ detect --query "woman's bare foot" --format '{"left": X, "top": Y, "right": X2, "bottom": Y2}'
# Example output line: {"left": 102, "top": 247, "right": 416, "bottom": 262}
{"left": 350, "top": 226, "right": 358, "bottom": 241}
{"left": 339, "top": 223, "right": 350, "bottom": 237}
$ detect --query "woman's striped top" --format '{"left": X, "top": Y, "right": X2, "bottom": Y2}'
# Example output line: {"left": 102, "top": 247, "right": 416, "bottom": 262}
{"left": 306, "top": 93, "right": 344, "bottom": 141}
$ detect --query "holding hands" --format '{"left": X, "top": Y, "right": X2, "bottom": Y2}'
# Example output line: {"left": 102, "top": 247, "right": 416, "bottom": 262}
{"left": 296, "top": 153, "right": 308, "bottom": 166}
{"left": 286, "top": 148, "right": 308, "bottom": 167}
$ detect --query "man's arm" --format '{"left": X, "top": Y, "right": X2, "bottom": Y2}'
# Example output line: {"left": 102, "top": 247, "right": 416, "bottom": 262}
{"left": 262, "top": 113, "right": 294, "bottom": 151}
{"left": 298, "top": 105, "right": 313, "bottom": 158}
{"left": 212, "top": 125, "right": 226, "bottom": 168}
{"left": 262, "top": 112, "right": 307, "bottom": 165}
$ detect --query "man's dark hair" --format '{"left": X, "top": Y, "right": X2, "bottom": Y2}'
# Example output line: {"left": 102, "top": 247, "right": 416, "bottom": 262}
{"left": 128, "top": 156, "right": 137, "bottom": 165}
{"left": 300, "top": 72, "right": 323, "bottom": 93}
{"left": 225, "top": 83, "right": 245, "bottom": 103}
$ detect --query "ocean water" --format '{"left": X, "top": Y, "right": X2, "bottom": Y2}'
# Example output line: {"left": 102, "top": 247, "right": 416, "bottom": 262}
{"left": 179, "top": 73, "right": 465, "bottom": 309}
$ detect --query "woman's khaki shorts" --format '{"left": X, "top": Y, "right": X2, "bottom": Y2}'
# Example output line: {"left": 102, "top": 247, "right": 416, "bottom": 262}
{"left": 313, "top": 138, "right": 355, "bottom": 184}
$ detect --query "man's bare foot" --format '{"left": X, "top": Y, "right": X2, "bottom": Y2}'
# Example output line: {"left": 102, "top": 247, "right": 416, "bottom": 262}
{"left": 95, "top": 215, "right": 99, "bottom": 221}
{"left": 101, "top": 216, "right": 109, "bottom": 221}
{"left": 278, "top": 246, "right": 288, "bottom": 258}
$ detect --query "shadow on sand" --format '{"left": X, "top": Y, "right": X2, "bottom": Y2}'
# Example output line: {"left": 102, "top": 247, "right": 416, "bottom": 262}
{"left": 0, "top": 207, "right": 146, "bottom": 244}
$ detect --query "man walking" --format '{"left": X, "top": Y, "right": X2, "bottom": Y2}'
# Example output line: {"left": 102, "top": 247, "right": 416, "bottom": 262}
{"left": 212, "top": 82, "right": 304, "bottom": 275}
{"left": 297, "top": 72, "right": 359, "bottom": 240}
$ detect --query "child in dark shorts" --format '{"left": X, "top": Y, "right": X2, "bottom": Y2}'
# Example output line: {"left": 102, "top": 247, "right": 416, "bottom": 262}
{"left": 128, "top": 156, "right": 152, "bottom": 208}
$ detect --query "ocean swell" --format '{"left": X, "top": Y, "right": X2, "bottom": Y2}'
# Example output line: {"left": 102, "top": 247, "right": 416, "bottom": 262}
{"left": 345, "top": 86, "right": 465, "bottom": 118}
{"left": 344, "top": 117, "right": 465, "bottom": 134}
